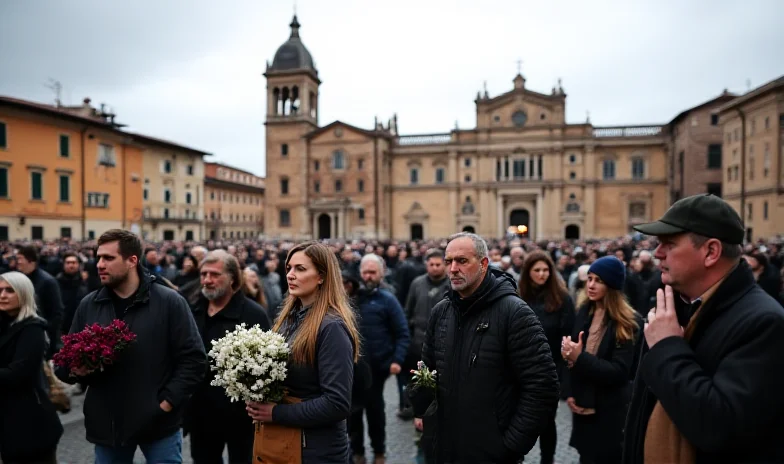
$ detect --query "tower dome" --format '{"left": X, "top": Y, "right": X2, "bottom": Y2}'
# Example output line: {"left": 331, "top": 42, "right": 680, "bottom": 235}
{"left": 269, "top": 15, "right": 317, "bottom": 73}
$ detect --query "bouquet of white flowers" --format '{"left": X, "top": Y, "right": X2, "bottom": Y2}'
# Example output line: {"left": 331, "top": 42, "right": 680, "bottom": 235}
{"left": 208, "top": 323, "right": 290, "bottom": 403}
{"left": 407, "top": 361, "right": 438, "bottom": 417}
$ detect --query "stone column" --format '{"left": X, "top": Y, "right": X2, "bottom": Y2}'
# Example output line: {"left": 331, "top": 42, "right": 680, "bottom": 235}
{"left": 536, "top": 191, "right": 544, "bottom": 241}
{"left": 312, "top": 214, "right": 318, "bottom": 238}
{"left": 497, "top": 194, "right": 504, "bottom": 236}
{"left": 449, "top": 150, "right": 458, "bottom": 230}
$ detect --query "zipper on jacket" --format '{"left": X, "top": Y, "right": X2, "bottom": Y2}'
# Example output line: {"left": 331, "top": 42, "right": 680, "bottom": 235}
{"left": 302, "top": 429, "right": 306, "bottom": 448}
{"left": 34, "top": 387, "right": 42, "bottom": 405}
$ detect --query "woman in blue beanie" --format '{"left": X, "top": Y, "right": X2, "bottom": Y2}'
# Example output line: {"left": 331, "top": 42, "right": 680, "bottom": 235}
{"left": 560, "top": 256, "right": 641, "bottom": 464}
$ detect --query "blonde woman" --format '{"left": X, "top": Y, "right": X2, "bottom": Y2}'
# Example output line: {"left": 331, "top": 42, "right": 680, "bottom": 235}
{"left": 560, "top": 256, "right": 641, "bottom": 464}
{"left": 246, "top": 242, "right": 360, "bottom": 463}
{"left": 0, "top": 271, "right": 63, "bottom": 463}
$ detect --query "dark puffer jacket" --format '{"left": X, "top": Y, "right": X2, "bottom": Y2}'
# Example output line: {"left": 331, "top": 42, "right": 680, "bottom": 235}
{"left": 421, "top": 268, "right": 559, "bottom": 463}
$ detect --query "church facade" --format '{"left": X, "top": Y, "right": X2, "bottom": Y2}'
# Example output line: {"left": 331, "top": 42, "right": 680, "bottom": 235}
{"left": 264, "top": 16, "right": 670, "bottom": 241}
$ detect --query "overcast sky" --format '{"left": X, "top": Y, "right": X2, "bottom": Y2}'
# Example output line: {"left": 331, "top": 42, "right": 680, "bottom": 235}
{"left": 1, "top": 0, "right": 782, "bottom": 176}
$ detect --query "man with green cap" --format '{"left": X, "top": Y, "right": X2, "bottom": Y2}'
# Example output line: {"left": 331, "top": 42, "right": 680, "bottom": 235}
{"left": 622, "top": 193, "right": 784, "bottom": 463}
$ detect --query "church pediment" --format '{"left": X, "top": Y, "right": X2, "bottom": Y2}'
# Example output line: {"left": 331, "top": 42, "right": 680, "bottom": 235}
{"left": 403, "top": 201, "right": 429, "bottom": 220}
{"left": 475, "top": 74, "right": 567, "bottom": 129}
{"left": 306, "top": 120, "right": 387, "bottom": 143}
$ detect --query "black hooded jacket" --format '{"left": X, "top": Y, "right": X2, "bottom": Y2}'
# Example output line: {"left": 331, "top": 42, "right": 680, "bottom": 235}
{"left": 420, "top": 268, "right": 559, "bottom": 463}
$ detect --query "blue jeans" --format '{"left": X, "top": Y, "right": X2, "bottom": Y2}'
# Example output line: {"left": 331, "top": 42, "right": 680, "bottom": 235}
{"left": 95, "top": 430, "right": 182, "bottom": 464}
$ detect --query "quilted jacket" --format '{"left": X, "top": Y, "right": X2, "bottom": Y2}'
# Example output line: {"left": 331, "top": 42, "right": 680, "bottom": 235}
{"left": 421, "top": 268, "right": 559, "bottom": 463}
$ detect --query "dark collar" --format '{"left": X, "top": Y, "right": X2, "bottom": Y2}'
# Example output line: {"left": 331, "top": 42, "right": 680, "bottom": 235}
{"left": 0, "top": 316, "right": 47, "bottom": 352}
{"left": 196, "top": 289, "right": 248, "bottom": 320}
{"left": 682, "top": 260, "right": 756, "bottom": 345}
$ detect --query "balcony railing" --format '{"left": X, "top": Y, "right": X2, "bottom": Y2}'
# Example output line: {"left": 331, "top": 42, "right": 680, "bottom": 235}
{"left": 592, "top": 126, "right": 663, "bottom": 138}
{"left": 396, "top": 133, "right": 452, "bottom": 146}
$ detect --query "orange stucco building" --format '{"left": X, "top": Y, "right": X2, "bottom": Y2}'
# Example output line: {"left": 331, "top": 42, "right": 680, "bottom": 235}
{"left": 0, "top": 97, "right": 153, "bottom": 241}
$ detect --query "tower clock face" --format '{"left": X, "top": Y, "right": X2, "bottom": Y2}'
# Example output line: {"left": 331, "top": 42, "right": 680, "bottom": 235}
{"left": 512, "top": 111, "right": 528, "bottom": 127}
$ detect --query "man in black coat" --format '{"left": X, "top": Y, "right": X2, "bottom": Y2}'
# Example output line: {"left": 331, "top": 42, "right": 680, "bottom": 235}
{"left": 624, "top": 194, "right": 784, "bottom": 463}
{"left": 185, "top": 250, "right": 270, "bottom": 464}
{"left": 57, "top": 252, "right": 88, "bottom": 337}
{"left": 55, "top": 229, "right": 206, "bottom": 464}
{"left": 415, "top": 232, "right": 559, "bottom": 464}
{"left": 16, "top": 245, "right": 63, "bottom": 358}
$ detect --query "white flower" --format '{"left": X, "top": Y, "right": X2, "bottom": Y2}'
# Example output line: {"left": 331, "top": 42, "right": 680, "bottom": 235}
{"left": 207, "top": 323, "right": 290, "bottom": 403}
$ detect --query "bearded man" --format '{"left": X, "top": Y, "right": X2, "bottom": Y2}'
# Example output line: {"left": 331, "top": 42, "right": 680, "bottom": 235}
{"left": 55, "top": 229, "right": 205, "bottom": 464}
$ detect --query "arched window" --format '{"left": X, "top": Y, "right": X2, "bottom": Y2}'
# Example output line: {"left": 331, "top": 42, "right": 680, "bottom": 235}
{"left": 631, "top": 158, "right": 645, "bottom": 179}
{"left": 291, "top": 86, "right": 300, "bottom": 114}
{"left": 602, "top": 159, "right": 616, "bottom": 180}
{"left": 332, "top": 150, "right": 345, "bottom": 170}
{"left": 272, "top": 88, "right": 280, "bottom": 115}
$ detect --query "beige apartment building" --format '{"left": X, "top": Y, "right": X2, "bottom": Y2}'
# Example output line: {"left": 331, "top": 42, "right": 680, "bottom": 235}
{"left": 264, "top": 16, "right": 672, "bottom": 240}
{"left": 717, "top": 75, "right": 784, "bottom": 241}
{"left": 204, "top": 162, "right": 265, "bottom": 240}
{"left": 667, "top": 92, "right": 737, "bottom": 203}
{"left": 140, "top": 138, "right": 208, "bottom": 241}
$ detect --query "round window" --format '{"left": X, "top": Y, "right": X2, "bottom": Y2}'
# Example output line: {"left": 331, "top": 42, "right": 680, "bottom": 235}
{"left": 512, "top": 111, "right": 528, "bottom": 127}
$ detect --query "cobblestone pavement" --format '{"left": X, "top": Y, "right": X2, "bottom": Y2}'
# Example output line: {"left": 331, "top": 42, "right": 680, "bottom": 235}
{"left": 56, "top": 379, "right": 578, "bottom": 463}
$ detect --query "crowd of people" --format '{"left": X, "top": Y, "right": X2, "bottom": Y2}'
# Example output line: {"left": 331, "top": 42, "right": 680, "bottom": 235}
{"left": 1, "top": 193, "right": 784, "bottom": 463}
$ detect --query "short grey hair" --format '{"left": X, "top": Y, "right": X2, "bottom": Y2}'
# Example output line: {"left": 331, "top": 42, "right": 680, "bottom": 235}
{"left": 447, "top": 232, "right": 489, "bottom": 260}
{"left": 0, "top": 271, "right": 39, "bottom": 323}
{"left": 360, "top": 253, "right": 385, "bottom": 271}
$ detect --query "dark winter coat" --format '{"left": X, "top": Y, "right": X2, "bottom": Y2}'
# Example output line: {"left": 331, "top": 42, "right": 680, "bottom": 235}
{"left": 0, "top": 315, "right": 63, "bottom": 461}
{"left": 26, "top": 267, "right": 64, "bottom": 358}
{"left": 420, "top": 268, "right": 559, "bottom": 463}
{"left": 54, "top": 268, "right": 207, "bottom": 447}
{"left": 396, "top": 258, "right": 427, "bottom": 307}
{"left": 57, "top": 271, "right": 88, "bottom": 335}
{"left": 623, "top": 260, "right": 784, "bottom": 463}
{"left": 562, "top": 303, "right": 641, "bottom": 462}
{"left": 526, "top": 288, "right": 575, "bottom": 394}
{"left": 405, "top": 273, "right": 450, "bottom": 358}
{"left": 184, "top": 290, "right": 271, "bottom": 435}
{"left": 356, "top": 286, "right": 410, "bottom": 373}
{"left": 271, "top": 307, "right": 355, "bottom": 463}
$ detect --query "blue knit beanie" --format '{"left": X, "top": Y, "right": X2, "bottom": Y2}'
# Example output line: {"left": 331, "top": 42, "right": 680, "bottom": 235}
{"left": 588, "top": 256, "right": 626, "bottom": 290}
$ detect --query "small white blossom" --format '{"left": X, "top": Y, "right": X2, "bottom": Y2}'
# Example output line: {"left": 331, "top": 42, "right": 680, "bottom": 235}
{"left": 207, "top": 323, "right": 290, "bottom": 403}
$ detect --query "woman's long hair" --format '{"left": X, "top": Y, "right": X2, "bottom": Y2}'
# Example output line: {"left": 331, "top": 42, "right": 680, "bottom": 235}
{"left": 0, "top": 271, "right": 39, "bottom": 323}
{"left": 272, "top": 242, "right": 360, "bottom": 365}
{"left": 592, "top": 283, "right": 638, "bottom": 343}
{"left": 518, "top": 250, "right": 566, "bottom": 313}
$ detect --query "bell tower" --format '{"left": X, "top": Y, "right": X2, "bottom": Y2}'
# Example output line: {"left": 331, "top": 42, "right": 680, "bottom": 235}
{"left": 264, "top": 15, "right": 320, "bottom": 239}
{"left": 265, "top": 15, "right": 320, "bottom": 125}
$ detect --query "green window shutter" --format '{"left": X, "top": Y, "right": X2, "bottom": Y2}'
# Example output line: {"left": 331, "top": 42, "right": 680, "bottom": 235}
{"left": 31, "top": 172, "right": 42, "bottom": 199}
{"left": 59, "top": 175, "right": 69, "bottom": 201}
{"left": 60, "top": 135, "right": 70, "bottom": 157}
{"left": 0, "top": 168, "right": 7, "bottom": 197}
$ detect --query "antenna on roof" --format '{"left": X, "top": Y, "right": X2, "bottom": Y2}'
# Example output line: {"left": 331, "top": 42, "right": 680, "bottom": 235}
{"left": 45, "top": 78, "right": 62, "bottom": 107}
{"left": 746, "top": 78, "right": 751, "bottom": 91}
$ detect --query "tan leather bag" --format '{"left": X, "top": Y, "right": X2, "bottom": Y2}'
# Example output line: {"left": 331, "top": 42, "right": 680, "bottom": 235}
{"left": 252, "top": 396, "right": 303, "bottom": 464}
{"left": 43, "top": 361, "right": 71, "bottom": 413}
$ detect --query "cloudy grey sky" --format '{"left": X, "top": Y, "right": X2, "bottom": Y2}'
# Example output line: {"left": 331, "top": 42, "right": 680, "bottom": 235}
{"left": 1, "top": 0, "right": 782, "bottom": 176}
